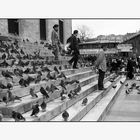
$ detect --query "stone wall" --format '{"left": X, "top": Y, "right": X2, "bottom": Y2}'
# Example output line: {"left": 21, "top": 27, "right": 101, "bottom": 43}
{"left": 19, "top": 19, "right": 40, "bottom": 42}
{"left": 0, "top": 19, "right": 8, "bottom": 36}
{"left": 0, "top": 19, "right": 72, "bottom": 44}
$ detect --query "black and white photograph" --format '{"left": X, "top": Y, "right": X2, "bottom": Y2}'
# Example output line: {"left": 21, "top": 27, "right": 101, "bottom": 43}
{"left": 0, "top": 0, "right": 140, "bottom": 140}
{"left": 1, "top": 18, "right": 140, "bottom": 122}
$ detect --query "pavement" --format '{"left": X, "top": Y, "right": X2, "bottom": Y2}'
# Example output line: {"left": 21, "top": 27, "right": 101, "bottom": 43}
{"left": 104, "top": 80, "right": 140, "bottom": 121}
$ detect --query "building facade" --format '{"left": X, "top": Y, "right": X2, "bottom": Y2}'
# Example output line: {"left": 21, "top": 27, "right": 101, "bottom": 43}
{"left": 0, "top": 19, "right": 72, "bottom": 44}
{"left": 122, "top": 32, "right": 140, "bottom": 56}
{"left": 79, "top": 41, "right": 119, "bottom": 55}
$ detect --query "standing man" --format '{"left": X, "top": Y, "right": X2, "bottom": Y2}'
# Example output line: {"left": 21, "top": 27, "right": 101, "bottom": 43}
{"left": 95, "top": 46, "right": 107, "bottom": 90}
{"left": 51, "top": 24, "right": 61, "bottom": 62}
{"left": 68, "top": 30, "right": 80, "bottom": 69}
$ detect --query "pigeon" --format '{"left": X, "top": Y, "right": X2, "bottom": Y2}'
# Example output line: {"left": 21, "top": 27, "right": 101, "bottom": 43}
{"left": 68, "top": 80, "right": 80, "bottom": 85}
{"left": 19, "top": 78, "right": 28, "bottom": 87}
{"left": 49, "top": 84, "right": 59, "bottom": 93}
{"left": 62, "top": 111, "right": 69, "bottom": 122}
{"left": 71, "top": 90, "right": 78, "bottom": 97}
{"left": 12, "top": 111, "right": 25, "bottom": 122}
{"left": 1, "top": 53, "right": 6, "bottom": 59}
{"left": 59, "top": 80, "right": 67, "bottom": 90}
{"left": 8, "top": 90, "right": 21, "bottom": 102}
{"left": 61, "top": 96, "right": 66, "bottom": 101}
{"left": 74, "top": 84, "right": 81, "bottom": 93}
{"left": 0, "top": 82, "right": 7, "bottom": 89}
{"left": 43, "top": 66, "right": 51, "bottom": 72}
{"left": 60, "top": 89, "right": 67, "bottom": 97}
{"left": 57, "top": 72, "right": 67, "bottom": 79}
{"left": 120, "top": 81, "right": 123, "bottom": 84}
{"left": 24, "top": 68, "right": 30, "bottom": 74}
{"left": 35, "top": 74, "right": 42, "bottom": 84}
{"left": 109, "top": 79, "right": 114, "bottom": 83}
{"left": 46, "top": 86, "right": 51, "bottom": 92}
{"left": 47, "top": 72, "right": 56, "bottom": 80}
{"left": 30, "top": 103, "right": 40, "bottom": 117}
{"left": 136, "top": 86, "right": 140, "bottom": 90}
{"left": 40, "top": 87, "right": 49, "bottom": 99}
{"left": 1, "top": 71, "right": 13, "bottom": 80}
{"left": 112, "top": 85, "right": 117, "bottom": 89}
{"left": 126, "top": 90, "right": 130, "bottom": 94}
{"left": 30, "top": 88, "right": 38, "bottom": 98}
{"left": 125, "top": 83, "right": 128, "bottom": 87}
{"left": 54, "top": 66, "right": 60, "bottom": 74}
{"left": 82, "top": 98, "right": 88, "bottom": 106}
{"left": 20, "top": 49, "right": 25, "bottom": 55}
{"left": 40, "top": 99, "right": 47, "bottom": 112}
{"left": 2, "top": 96, "right": 8, "bottom": 105}
{"left": 68, "top": 93, "right": 73, "bottom": 99}
{"left": 131, "top": 83, "right": 136, "bottom": 88}
{"left": 7, "top": 83, "right": 13, "bottom": 90}
{"left": 59, "top": 66, "right": 62, "bottom": 71}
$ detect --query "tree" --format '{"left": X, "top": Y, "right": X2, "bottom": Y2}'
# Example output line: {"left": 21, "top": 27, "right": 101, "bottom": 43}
{"left": 77, "top": 25, "right": 93, "bottom": 42}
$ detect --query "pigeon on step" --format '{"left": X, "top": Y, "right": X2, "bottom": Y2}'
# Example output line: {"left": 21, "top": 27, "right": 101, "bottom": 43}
{"left": 59, "top": 80, "right": 67, "bottom": 90}
{"left": 60, "top": 90, "right": 67, "bottom": 101}
{"left": 2, "top": 96, "right": 8, "bottom": 105}
{"left": 7, "top": 83, "right": 13, "bottom": 90}
{"left": 62, "top": 111, "right": 69, "bottom": 122}
{"left": 59, "top": 66, "right": 62, "bottom": 71}
{"left": 125, "top": 83, "right": 128, "bottom": 87}
{"left": 12, "top": 111, "right": 26, "bottom": 122}
{"left": 74, "top": 84, "right": 81, "bottom": 93}
{"left": 30, "top": 88, "right": 38, "bottom": 98}
{"left": 8, "top": 90, "right": 21, "bottom": 102}
{"left": 40, "top": 87, "right": 49, "bottom": 99}
{"left": 82, "top": 98, "right": 88, "bottom": 106}
{"left": 30, "top": 103, "right": 40, "bottom": 117}
{"left": 136, "top": 86, "right": 140, "bottom": 90}
{"left": 112, "top": 85, "right": 117, "bottom": 89}
{"left": 126, "top": 90, "right": 130, "bottom": 94}
{"left": 1, "top": 71, "right": 13, "bottom": 80}
{"left": 68, "top": 93, "right": 73, "bottom": 99}
{"left": 50, "top": 84, "right": 59, "bottom": 93}
{"left": 0, "top": 82, "right": 7, "bottom": 89}
{"left": 40, "top": 99, "right": 47, "bottom": 112}
{"left": 54, "top": 66, "right": 60, "bottom": 74}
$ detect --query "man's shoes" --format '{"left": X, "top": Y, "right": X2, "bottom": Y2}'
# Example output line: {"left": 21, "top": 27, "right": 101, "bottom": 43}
{"left": 98, "top": 88, "right": 107, "bottom": 90}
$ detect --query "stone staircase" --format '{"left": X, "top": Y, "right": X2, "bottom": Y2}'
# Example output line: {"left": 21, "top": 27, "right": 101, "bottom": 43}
{"left": 0, "top": 66, "right": 126, "bottom": 122}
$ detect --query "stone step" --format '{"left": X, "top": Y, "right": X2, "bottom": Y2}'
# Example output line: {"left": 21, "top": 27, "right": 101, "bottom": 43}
{"left": 2, "top": 74, "right": 114, "bottom": 121}
{"left": 0, "top": 68, "right": 94, "bottom": 99}
{"left": 0, "top": 73, "right": 98, "bottom": 116}
{"left": 0, "top": 66, "right": 91, "bottom": 86}
{"left": 80, "top": 76, "right": 126, "bottom": 122}
{"left": 50, "top": 76, "right": 121, "bottom": 122}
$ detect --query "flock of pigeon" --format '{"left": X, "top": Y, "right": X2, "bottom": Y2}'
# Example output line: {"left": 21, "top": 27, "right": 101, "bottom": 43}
{"left": 0, "top": 39, "right": 90, "bottom": 122}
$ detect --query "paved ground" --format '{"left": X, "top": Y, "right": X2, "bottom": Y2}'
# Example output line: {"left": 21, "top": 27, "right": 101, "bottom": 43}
{"left": 104, "top": 80, "right": 140, "bottom": 121}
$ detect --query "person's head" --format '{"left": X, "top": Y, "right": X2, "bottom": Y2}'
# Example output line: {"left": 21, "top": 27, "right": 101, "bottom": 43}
{"left": 73, "top": 30, "right": 78, "bottom": 37}
{"left": 101, "top": 45, "right": 107, "bottom": 51}
{"left": 53, "top": 24, "right": 59, "bottom": 32}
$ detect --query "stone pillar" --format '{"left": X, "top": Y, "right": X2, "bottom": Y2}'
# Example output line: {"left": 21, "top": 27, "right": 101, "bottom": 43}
{"left": 63, "top": 19, "right": 72, "bottom": 45}
{"left": 0, "top": 19, "right": 8, "bottom": 36}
